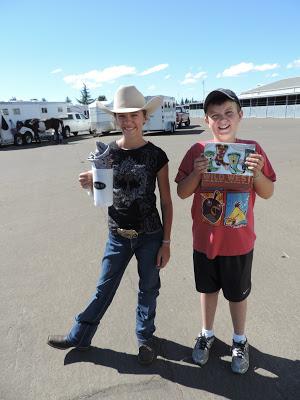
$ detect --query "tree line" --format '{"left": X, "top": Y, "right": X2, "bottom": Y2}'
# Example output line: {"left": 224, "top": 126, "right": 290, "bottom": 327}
{"left": 9, "top": 84, "right": 197, "bottom": 105}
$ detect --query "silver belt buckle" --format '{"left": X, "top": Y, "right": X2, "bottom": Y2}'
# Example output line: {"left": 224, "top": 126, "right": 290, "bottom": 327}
{"left": 117, "top": 228, "right": 138, "bottom": 239}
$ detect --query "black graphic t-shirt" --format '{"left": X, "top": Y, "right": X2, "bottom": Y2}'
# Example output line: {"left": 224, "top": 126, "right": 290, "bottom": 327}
{"left": 108, "top": 141, "right": 168, "bottom": 233}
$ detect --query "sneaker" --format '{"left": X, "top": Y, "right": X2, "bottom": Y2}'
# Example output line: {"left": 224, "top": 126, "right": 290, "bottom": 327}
{"left": 231, "top": 339, "right": 249, "bottom": 374}
{"left": 137, "top": 342, "right": 156, "bottom": 365}
{"left": 192, "top": 334, "right": 215, "bottom": 366}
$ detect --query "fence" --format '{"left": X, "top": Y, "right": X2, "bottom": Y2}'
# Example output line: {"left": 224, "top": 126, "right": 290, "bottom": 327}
{"left": 189, "top": 104, "right": 300, "bottom": 119}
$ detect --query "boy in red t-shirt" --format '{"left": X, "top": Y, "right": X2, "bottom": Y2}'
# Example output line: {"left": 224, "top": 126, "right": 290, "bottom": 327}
{"left": 175, "top": 88, "right": 276, "bottom": 374}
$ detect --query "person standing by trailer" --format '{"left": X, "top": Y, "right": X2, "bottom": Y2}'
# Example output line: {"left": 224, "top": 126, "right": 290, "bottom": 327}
{"left": 47, "top": 86, "right": 173, "bottom": 365}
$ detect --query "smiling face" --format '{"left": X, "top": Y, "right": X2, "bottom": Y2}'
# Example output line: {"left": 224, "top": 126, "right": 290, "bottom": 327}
{"left": 205, "top": 100, "right": 243, "bottom": 143}
{"left": 115, "top": 110, "right": 146, "bottom": 137}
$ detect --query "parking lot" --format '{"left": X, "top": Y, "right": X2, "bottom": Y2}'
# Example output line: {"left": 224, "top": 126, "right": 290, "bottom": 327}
{"left": 0, "top": 118, "right": 299, "bottom": 400}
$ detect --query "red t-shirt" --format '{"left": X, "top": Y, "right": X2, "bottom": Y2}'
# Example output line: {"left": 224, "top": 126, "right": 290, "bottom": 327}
{"left": 175, "top": 139, "right": 276, "bottom": 259}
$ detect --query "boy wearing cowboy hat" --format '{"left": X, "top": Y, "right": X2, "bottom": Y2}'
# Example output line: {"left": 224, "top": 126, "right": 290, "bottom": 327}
{"left": 48, "top": 86, "right": 173, "bottom": 365}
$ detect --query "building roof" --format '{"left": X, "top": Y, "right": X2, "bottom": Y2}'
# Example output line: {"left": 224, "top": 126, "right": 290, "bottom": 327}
{"left": 240, "top": 76, "right": 300, "bottom": 97}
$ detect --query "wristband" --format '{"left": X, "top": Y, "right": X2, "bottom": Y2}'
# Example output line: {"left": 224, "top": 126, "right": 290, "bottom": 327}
{"left": 162, "top": 240, "right": 171, "bottom": 245}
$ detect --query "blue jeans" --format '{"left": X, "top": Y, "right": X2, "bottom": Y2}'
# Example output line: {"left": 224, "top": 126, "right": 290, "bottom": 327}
{"left": 67, "top": 229, "right": 163, "bottom": 347}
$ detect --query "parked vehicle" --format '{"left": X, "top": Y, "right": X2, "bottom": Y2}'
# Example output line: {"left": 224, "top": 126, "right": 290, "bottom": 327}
{"left": 176, "top": 105, "right": 190, "bottom": 128}
{"left": 89, "top": 101, "right": 116, "bottom": 134}
{"left": 0, "top": 112, "right": 62, "bottom": 146}
{"left": 143, "top": 96, "right": 176, "bottom": 133}
{"left": 0, "top": 100, "right": 94, "bottom": 146}
{"left": 61, "top": 112, "right": 92, "bottom": 136}
{"left": 0, "top": 100, "right": 68, "bottom": 126}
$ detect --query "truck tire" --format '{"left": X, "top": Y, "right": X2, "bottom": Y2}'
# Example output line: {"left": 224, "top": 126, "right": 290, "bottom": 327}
{"left": 178, "top": 121, "right": 182, "bottom": 128}
{"left": 73, "top": 131, "right": 78, "bottom": 136}
{"left": 185, "top": 118, "right": 190, "bottom": 127}
{"left": 23, "top": 132, "right": 33, "bottom": 145}
{"left": 14, "top": 134, "right": 23, "bottom": 146}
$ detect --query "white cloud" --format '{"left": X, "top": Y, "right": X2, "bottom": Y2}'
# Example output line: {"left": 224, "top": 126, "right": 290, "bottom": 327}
{"left": 287, "top": 59, "right": 300, "bottom": 69}
{"left": 63, "top": 65, "right": 137, "bottom": 89}
{"left": 139, "top": 64, "right": 168, "bottom": 76}
{"left": 217, "top": 62, "right": 279, "bottom": 77}
{"left": 164, "top": 74, "right": 171, "bottom": 80}
{"left": 180, "top": 71, "right": 207, "bottom": 85}
{"left": 147, "top": 85, "right": 156, "bottom": 91}
{"left": 254, "top": 63, "right": 279, "bottom": 71}
{"left": 51, "top": 68, "right": 62, "bottom": 74}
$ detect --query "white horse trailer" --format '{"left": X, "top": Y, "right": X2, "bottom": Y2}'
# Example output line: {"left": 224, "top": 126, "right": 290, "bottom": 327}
{"left": 143, "top": 96, "right": 176, "bottom": 133}
{"left": 0, "top": 110, "right": 64, "bottom": 146}
{"left": 0, "top": 101, "right": 69, "bottom": 146}
{"left": 89, "top": 101, "right": 116, "bottom": 134}
{"left": 0, "top": 101, "right": 69, "bottom": 126}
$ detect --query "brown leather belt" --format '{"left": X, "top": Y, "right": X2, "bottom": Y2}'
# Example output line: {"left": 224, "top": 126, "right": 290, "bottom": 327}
{"left": 117, "top": 228, "right": 139, "bottom": 239}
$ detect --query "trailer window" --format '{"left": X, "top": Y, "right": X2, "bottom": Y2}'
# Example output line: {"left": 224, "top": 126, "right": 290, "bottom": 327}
{"left": 57, "top": 107, "right": 63, "bottom": 112}
{"left": 1, "top": 109, "right": 9, "bottom": 115}
{"left": 41, "top": 107, "right": 48, "bottom": 113}
{"left": 13, "top": 108, "right": 21, "bottom": 115}
{"left": 75, "top": 114, "right": 81, "bottom": 119}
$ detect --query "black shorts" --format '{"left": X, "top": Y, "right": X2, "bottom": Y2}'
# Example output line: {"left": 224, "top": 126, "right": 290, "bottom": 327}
{"left": 193, "top": 250, "right": 253, "bottom": 302}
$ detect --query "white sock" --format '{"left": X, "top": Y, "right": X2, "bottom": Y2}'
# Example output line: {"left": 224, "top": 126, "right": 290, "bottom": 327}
{"left": 233, "top": 333, "right": 246, "bottom": 343}
{"left": 201, "top": 328, "right": 214, "bottom": 338}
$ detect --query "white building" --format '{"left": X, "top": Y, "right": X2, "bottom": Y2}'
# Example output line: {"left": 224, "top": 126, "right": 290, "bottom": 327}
{"left": 239, "top": 76, "right": 300, "bottom": 118}
{"left": 189, "top": 76, "right": 300, "bottom": 118}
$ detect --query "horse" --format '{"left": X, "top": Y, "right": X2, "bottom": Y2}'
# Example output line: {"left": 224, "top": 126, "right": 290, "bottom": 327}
{"left": 24, "top": 118, "right": 65, "bottom": 143}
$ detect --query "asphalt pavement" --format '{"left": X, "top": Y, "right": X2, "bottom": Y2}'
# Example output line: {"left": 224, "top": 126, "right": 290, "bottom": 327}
{"left": 0, "top": 118, "right": 299, "bottom": 400}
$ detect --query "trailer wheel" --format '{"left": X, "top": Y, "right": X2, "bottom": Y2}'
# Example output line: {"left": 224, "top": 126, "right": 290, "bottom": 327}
{"left": 73, "top": 131, "right": 78, "bottom": 136}
{"left": 14, "top": 134, "right": 23, "bottom": 146}
{"left": 185, "top": 118, "right": 190, "bottom": 127}
{"left": 23, "top": 132, "right": 33, "bottom": 145}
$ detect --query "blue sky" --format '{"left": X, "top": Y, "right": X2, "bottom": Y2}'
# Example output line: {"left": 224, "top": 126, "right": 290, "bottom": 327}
{"left": 1, "top": 0, "right": 300, "bottom": 103}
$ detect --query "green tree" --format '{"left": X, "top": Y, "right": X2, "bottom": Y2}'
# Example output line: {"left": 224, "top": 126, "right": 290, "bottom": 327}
{"left": 41, "top": 98, "right": 47, "bottom": 102}
{"left": 65, "top": 96, "right": 72, "bottom": 103}
{"left": 76, "top": 83, "right": 95, "bottom": 105}
{"left": 97, "top": 95, "right": 107, "bottom": 101}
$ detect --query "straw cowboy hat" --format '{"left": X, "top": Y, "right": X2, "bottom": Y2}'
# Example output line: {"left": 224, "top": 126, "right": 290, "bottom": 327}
{"left": 97, "top": 85, "right": 162, "bottom": 116}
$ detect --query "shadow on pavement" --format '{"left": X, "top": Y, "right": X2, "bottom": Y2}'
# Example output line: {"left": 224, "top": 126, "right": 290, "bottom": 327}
{"left": 64, "top": 337, "right": 299, "bottom": 399}
{"left": 0, "top": 134, "right": 95, "bottom": 151}
{"left": 145, "top": 125, "right": 205, "bottom": 137}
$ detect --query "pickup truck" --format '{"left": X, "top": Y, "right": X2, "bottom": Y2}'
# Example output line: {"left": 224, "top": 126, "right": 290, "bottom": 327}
{"left": 61, "top": 112, "right": 92, "bottom": 136}
{"left": 176, "top": 106, "right": 190, "bottom": 128}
